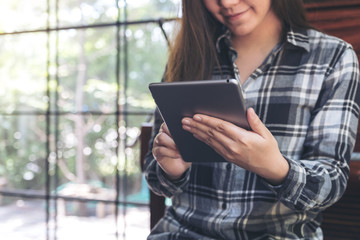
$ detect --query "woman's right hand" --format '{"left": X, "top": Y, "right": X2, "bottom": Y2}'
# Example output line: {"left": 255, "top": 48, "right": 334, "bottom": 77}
{"left": 152, "top": 123, "right": 192, "bottom": 180}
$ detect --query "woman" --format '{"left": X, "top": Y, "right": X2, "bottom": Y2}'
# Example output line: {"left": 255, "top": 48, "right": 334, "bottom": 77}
{"left": 145, "top": 0, "right": 360, "bottom": 239}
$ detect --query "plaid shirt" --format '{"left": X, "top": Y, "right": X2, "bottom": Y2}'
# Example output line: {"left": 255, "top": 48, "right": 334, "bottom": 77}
{"left": 145, "top": 28, "right": 360, "bottom": 240}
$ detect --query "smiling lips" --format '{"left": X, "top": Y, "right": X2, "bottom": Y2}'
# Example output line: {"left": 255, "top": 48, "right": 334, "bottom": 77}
{"left": 224, "top": 9, "right": 250, "bottom": 22}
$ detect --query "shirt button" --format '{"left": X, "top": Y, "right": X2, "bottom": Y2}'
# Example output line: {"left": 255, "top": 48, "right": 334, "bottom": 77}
{"left": 222, "top": 202, "right": 227, "bottom": 210}
{"left": 226, "top": 164, "right": 231, "bottom": 170}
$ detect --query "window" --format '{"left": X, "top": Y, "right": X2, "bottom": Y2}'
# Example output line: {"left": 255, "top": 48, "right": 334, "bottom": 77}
{"left": 0, "top": 0, "right": 180, "bottom": 239}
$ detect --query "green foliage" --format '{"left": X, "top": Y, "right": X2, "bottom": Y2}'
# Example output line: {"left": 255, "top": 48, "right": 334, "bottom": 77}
{"left": 127, "top": 0, "right": 180, "bottom": 20}
{"left": 0, "top": 0, "right": 180, "bottom": 195}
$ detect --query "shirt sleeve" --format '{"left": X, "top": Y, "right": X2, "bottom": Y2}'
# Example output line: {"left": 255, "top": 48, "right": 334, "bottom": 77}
{"left": 144, "top": 108, "right": 191, "bottom": 198}
{"left": 264, "top": 46, "right": 360, "bottom": 211}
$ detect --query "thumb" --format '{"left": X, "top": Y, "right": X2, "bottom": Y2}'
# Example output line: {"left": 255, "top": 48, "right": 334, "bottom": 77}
{"left": 161, "top": 123, "right": 172, "bottom": 137}
{"left": 247, "top": 108, "right": 270, "bottom": 138}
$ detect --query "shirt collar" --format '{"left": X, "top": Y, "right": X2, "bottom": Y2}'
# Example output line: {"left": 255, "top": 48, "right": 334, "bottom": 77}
{"left": 285, "top": 28, "right": 310, "bottom": 52}
{"left": 216, "top": 27, "right": 310, "bottom": 53}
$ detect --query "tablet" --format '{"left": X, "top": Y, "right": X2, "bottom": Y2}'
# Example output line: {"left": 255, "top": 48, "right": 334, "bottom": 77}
{"left": 149, "top": 79, "right": 250, "bottom": 162}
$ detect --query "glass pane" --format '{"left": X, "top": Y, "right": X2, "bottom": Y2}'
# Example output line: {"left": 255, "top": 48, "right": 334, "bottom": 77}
{"left": 58, "top": 0, "right": 118, "bottom": 27}
{"left": 0, "top": 197, "right": 46, "bottom": 240}
{"left": 0, "top": 0, "right": 179, "bottom": 239}
{"left": 0, "top": 0, "right": 47, "bottom": 32}
{"left": 54, "top": 201, "right": 150, "bottom": 240}
{"left": 54, "top": 114, "right": 117, "bottom": 201}
{"left": 57, "top": 27, "right": 117, "bottom": 113}
{"left": 56, "top": 200, "right": 117, "bottom": 239}
{"left": 117, "top": 206, "right": 150, "bottom": 239}
{"left": 126, "top": 22, "right": 174, "bottom": 112}
{"left": 0, "top": 115, "right": 47, "bottom": 191}
{"left": 127, "top": 0, "right": 181, "bottom": 21}
{"left": 120, "top": 114, "right": 150, "bottom": 205}
{"left": 0, "top": 33, "right": 48, "bottom": 113}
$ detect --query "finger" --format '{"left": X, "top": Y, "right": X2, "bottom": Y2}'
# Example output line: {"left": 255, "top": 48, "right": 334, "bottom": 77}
{"left": 186, "top": 114, "right": 247, "bottom": 141}
{"left": 152, "top": 146, "right": 181, "bottom": 160}
{"left": 247, "top": 108, "right": 271, "bottom": 138}
{"left": 160, "top": 123, "right": 172, "bottom": 137}
{"left": 182, "top": 116, "right": 237, "bottom": 153}
{"left": 192, "top": 131, "right": 231, "bottom": 156}
{"left": 155, "top": 131, "right": 178, "bottom": 151}
{"left": 189, "top": 115, "right": 230, "bottom": 134}
{"left": 189, "top": 126, "right": 246, "bottom": 163}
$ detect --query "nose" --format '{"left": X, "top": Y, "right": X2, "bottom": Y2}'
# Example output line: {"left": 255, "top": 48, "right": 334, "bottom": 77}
{"left": 218, "top": 0, "right": 238, "bottom": 8}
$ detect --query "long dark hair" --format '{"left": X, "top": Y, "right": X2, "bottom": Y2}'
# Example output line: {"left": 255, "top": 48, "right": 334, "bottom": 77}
{"left": 164, "top": 0, "right": 311, "bottom": 83}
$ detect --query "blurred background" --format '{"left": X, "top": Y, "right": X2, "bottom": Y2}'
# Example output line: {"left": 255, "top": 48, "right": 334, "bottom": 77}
{"left": 0, "top": 0, "right": 180, "bottom": 239}
{"left": 0, "top": 0, "right": 359, "bottom": 240}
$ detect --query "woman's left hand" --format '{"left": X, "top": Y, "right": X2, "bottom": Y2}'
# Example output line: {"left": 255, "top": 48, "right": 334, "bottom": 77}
{"left": 181, "top": 108, "right": 289, "bottom": 185}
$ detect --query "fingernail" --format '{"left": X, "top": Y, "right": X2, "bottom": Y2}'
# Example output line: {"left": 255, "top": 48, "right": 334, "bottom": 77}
{"left": 194, "top": 115, "right": 201, "bottom": 121}
{"left": 248, "top": 108, "right": 256, "bottom": 118}
{"left": 182, "top": 119, "right": 190, "bottom": 125}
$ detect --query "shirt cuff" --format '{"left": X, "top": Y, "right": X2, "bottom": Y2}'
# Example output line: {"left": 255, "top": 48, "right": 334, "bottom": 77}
{"left": 262, "top": 156, "right": 307, "bottom": 206}
{"left": 156, "top": 163, "right": 191, "bottom": 195}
